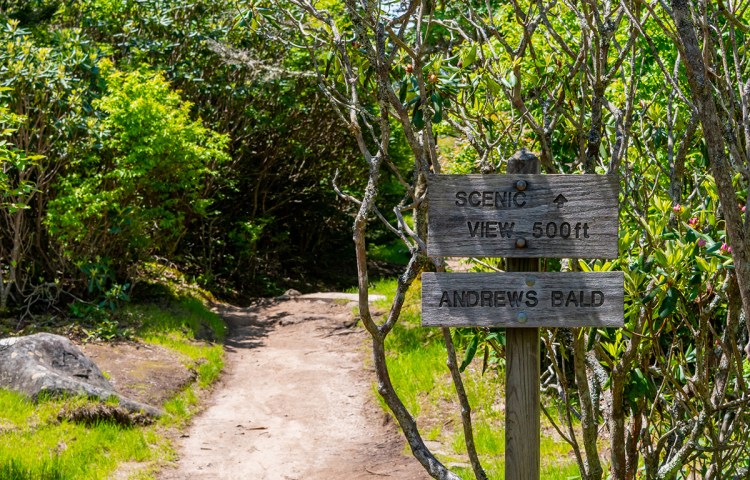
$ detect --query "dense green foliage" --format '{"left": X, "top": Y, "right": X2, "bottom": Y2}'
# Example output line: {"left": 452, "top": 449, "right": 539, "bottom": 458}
{"left": 59, "top": 0, "right": 379, "bottom": 294}
{"left": 47, "top": 64, "right": 229, "bottom": 282}
{"left": 0, "top": 0, "right": 383, "bottom": 313}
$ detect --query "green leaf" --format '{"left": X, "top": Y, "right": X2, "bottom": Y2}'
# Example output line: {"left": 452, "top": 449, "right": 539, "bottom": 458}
{"left": 652, "top": 250, "right": 668, "bottom": 266}
{"left": 459, "top": 334, "right": 479, "bottom": 372}
{"left": 658, "top": 286, "right": 679, "bottom": 319}
{"left": 460, "top": 45, "right": 477, "bottom": 67}
{"left": 685, "top": 227, "right": 713, "bottom": 244}
{"left": 412, "top": 108, "right": 424, "bottom": 130}
{"left": 486, "top": 77, "right": 501, "bottom": 95}
{"left": 324, "top": 51, "right": 335, "bottom": 78}
{"left": 694, "top": 256, "right": 710, "bottom": 272}
{"left": 432, "top": 93, "right": 443, "bottom": 123}
{"left": 481, "top": 344, "right": 489, "bottom": 375}
{"left": 706, "top": 241, "right": 722, "bottom": 254}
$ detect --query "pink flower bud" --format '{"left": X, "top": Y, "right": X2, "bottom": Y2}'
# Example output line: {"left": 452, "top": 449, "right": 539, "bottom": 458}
{"left": 673, "top": 204, "right": 682, "bottom": 213}
{"left": 688, "top": 217, "right": 698, "bottom": 226}
{"left": 697, "top": 238, "right": 707, "bottom": 247}
{"left": 721, "top": 242, "right": 731, "bottom": 254}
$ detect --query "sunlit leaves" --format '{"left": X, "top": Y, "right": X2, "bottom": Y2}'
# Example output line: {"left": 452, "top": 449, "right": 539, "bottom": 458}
{"left": 46, "top": 65, "right": 229, "bottom": 281}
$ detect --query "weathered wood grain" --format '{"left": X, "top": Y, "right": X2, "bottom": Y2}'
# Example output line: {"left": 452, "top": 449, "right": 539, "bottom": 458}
{"left": 421, "top": 272, "right": 624, "bottom": 328}
{"left": 505, "top": 327, "right": 540, "bottom": 479}
{"left": 504, "top": 150, "right": 542, "bottom": 480}
{"left": 427, "top": 174, "right": 619, "bottom": 258}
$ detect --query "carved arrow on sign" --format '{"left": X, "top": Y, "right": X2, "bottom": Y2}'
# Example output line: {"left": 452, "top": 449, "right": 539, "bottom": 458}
{"left": 553, "top": 194, "right": 568, "bottom": 208}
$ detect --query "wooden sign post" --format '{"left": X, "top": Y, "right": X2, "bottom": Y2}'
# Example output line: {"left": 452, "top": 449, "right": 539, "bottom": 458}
{"left": 500, "top": 153, "right": 540, "bottom": 480}
{"left": 424, "top": 151, "right": 622, "bottom": 480}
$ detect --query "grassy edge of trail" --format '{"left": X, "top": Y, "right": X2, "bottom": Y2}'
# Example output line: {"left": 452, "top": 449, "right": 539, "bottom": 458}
{"left": 0, "top": 290, "right": 227, "bottom": 480}
{"left": 357, "top": 277, "right": 582, "bottom": 480}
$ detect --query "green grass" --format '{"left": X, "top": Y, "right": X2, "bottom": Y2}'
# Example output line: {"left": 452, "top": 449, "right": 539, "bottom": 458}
{"left": 0, "top": 293, "right": 226, "bottom": 479}
{"left": 359, "top": 277, "right": 581, "bottom": 479}
{"left": 0, "top": 390, "right": 160, "bottom": 480}
{"left": 367, "top": 239, "right": 411, "bottom": 265}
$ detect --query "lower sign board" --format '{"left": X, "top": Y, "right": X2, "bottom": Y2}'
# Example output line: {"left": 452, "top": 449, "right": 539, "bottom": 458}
{"left": 422, "top": 272, "right": 624, "bottom": 328}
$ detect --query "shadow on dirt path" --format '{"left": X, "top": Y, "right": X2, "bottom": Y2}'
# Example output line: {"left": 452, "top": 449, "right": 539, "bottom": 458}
{"left": 158, "top": 297, "right": 431, "bottom": 480}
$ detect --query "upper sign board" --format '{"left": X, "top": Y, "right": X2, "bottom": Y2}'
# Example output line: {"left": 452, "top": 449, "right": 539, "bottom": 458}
{"left": 427, "top": 175, "right": 619, "bottom": 258}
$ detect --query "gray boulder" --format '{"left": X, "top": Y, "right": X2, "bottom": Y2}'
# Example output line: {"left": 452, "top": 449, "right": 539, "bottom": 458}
{"left": 0, "top": 333, "right": 160, "bottom": 418}
{"left": 276, "top": 288, "right": 302, "bottom": 301}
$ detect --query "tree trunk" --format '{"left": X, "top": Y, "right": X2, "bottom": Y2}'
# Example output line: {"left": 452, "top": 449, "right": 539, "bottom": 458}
{"left": 669, "top": 0, "right": 750, "bottom": 358}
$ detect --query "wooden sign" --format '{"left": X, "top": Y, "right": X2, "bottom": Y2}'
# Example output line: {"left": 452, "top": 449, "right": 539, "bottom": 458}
{"left": 427, "top": 174, "right": 619, "bottom": 258}
{"left": 421, "top": 271, "right": 624, "bottom": 328}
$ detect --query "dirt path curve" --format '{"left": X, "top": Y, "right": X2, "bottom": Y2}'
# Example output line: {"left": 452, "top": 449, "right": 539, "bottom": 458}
{"left": 159, "top": 297, "right": 430, "bottom": 480}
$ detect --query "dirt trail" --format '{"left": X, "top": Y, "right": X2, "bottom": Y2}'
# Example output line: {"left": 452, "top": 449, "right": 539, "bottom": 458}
{"left": 159, "top": 297, "right": 430, "bottom": 480}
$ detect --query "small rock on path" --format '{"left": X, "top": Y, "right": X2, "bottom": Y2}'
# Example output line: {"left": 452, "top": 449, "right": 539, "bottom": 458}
{"left": 159, "top": 297, "right": 429, "bottom": 480}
